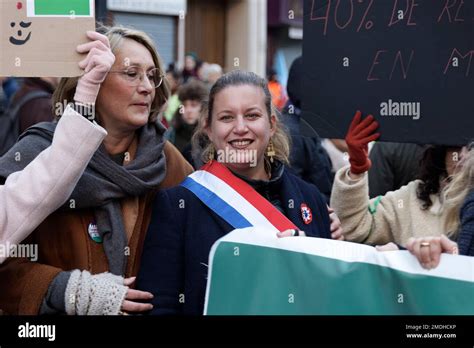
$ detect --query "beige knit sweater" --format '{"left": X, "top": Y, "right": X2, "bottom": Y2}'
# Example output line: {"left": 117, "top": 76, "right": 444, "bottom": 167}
{"left": 330, "top": 165, "right": 448, "bottom": 246}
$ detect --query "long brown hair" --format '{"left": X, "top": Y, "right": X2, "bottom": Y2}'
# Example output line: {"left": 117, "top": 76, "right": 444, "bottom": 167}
{"left": 416, "top": 146, "right": 450, "bottom": 210}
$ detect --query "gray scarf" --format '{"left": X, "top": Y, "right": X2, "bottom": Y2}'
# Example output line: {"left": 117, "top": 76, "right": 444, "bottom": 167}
{"left": 0, "top": 119, "right": 167, "bottom": 275}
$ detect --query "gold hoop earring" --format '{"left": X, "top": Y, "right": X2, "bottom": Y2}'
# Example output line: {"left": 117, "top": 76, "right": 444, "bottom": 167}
{"left": 266, "top": 139, "right": 276, "bottom": 163}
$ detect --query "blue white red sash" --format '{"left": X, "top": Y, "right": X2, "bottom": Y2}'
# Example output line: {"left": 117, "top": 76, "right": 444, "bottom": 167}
{"left": 181, "top": 161, "right": 297, "bottom": 233}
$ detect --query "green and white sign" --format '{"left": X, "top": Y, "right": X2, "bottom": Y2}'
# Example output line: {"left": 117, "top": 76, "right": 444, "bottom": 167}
{"left": 205, "top": 228, "right": 474, "bottom": 315}
{"left": 27, "top": 0, "right": 94, "bottom": 17}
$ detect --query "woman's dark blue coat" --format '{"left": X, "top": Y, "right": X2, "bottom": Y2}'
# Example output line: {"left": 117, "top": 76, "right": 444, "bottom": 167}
{"left": 137, "top": 168, "right": 331, "bottom": 315}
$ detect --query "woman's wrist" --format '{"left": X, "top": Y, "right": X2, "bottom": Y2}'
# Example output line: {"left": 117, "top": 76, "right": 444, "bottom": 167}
{"left": 348, "top": 169, "right": 364, "bottom": 181}
{"left": 73, "top": 77, "right": 100, "bottom": 106}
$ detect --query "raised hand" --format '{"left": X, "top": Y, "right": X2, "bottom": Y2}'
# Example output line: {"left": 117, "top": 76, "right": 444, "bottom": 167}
{"left": 345, "top": 110, "right": 380, "bottom": 175}
{"left": 74, "top": 31, "right": 115, "bottom": 106}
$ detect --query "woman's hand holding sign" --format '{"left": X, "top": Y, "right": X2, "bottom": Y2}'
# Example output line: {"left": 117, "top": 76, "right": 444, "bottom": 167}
{"left": 406, "top": 235, "right": 459, "bottom": 270}
{"left": 74, "top": 31, "right": 115, "bottom": 106}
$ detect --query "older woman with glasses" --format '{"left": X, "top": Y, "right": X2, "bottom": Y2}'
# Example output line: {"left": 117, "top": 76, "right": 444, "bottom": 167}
{"left": 0, "top": 26, "right": 193, "bottom": 315}
{"left": 109, "top": 67, "right": 164, "bottom": 88}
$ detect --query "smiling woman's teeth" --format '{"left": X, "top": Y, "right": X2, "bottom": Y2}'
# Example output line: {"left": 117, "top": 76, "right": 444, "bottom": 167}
{"left": 229, "top": 140, "right": 252, "bottom": 149}
{"left": 232, "top": 140, "right": 250, "bottom": 146}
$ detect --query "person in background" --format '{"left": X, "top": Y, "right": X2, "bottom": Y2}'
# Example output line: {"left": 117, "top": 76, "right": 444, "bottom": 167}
{"left": 0, "top": 78, "right": 6, "bottom": 113}
{"left": 197, "top": 61, "right": 209, "bottom": 83}
{"left": 368, "top": 142, "right": 425, "bottom": 198}
{"left": 11, "top": 77, "right": 59, "bottom": 133}
{"left": 0, "top": 26, "right": 192, "bottom": 315}
{"left": 198, "top": 63, "right": 223, "bottom": 90}
{"left": 380, "top": 143, "right": 474, "bottom": 268}
{"left": 281, "top": 56, "right": 334, "bottom": 204}
{"left": 331, "top": 111, "right": 464, "bottom": 247}
{"left": 1, "top": 77, "right": 21, "bottom": 108}
{"left": 206, "top": 63, "right": 223, "bottom": 86}
{"left": 165, "top": 80, "right": 208, "bottom": 164}
{"left": 1, "top": 77, "right": 57, "bottom": 156}
{"left": 455, "top": 144, "right": 474, "bottom": 256}
{"left": 267, "top": 68, "right": 287, "bottom": 111}
{"left": 163, "top": 65, "right": 182, "bottom": 127}
{"left": 182, "top": 52, "right": 199, "bottom": 83}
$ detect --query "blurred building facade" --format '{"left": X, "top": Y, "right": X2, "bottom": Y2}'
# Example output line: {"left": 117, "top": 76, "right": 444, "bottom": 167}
{"left": 267, "top": 0, "right": 303, "bottom": 87}
{"left": 105, "top": 0, "right": 186, "bottom": 69}
{"left": 102, "top": 0, "right": 267, "bottom": 77}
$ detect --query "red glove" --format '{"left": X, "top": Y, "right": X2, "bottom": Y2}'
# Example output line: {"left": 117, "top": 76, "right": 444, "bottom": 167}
{"left": 345, "top": 110, "right": 380, "bottom": 174}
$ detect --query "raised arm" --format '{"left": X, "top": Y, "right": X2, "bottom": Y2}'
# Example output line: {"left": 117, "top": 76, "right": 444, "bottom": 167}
{"left": 0, "top": 106, "right": 106, "bottom": 257}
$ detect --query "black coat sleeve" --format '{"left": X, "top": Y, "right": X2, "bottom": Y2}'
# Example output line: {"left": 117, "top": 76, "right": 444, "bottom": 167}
{"left": 136, "top": 189, "right": 185, "bottom": 315}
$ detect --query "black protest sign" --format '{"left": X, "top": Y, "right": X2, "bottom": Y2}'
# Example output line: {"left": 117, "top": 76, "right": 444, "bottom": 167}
{"left": 302, "top": 0, "right": 474, "bottom": 146}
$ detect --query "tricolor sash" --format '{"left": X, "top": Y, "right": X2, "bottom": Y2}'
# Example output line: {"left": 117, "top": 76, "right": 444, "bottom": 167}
{"left": 181, "top": 161, "right": 297, "bottom": 233}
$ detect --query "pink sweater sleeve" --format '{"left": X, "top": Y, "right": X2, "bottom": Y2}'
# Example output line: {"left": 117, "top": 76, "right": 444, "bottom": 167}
{"left": 0, "top": 105, "right": 107, "bottom": 262}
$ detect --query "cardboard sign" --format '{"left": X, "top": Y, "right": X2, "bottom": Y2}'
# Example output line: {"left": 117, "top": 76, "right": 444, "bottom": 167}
{"left": 302, "top": 0, "right": 474, "bottom": 146}
{"left": 0, "top": 0, "right": 95, "bottom": 77}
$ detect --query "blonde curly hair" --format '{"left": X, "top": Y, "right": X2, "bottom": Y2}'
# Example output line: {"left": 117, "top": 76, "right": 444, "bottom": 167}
{"left": 442, "top": 143, "right": 474, "bottom": 237}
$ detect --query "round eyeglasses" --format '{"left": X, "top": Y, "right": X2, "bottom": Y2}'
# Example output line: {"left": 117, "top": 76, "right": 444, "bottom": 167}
{"left": 109, "top": 67, "right": 164, "bottom": 89}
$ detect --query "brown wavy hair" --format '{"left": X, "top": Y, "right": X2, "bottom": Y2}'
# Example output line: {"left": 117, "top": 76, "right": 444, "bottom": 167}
{"left": 416, "top": 146, "right": 449, "bottom": 210}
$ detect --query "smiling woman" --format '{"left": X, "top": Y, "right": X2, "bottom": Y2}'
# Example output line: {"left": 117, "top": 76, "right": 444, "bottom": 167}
{"left": 0, "top": 25, "right": 193, "bottom": 315}
{"left": 193, "top": 71, "right": 290, "bottom": 179}
{"left": 136, "top": 70, "right": 332, "bottom": 315}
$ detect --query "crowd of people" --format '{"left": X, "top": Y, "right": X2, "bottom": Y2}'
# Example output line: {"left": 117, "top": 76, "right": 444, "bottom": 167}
{"left": 0, "top": 25, "right": 472, "bottom": 315}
